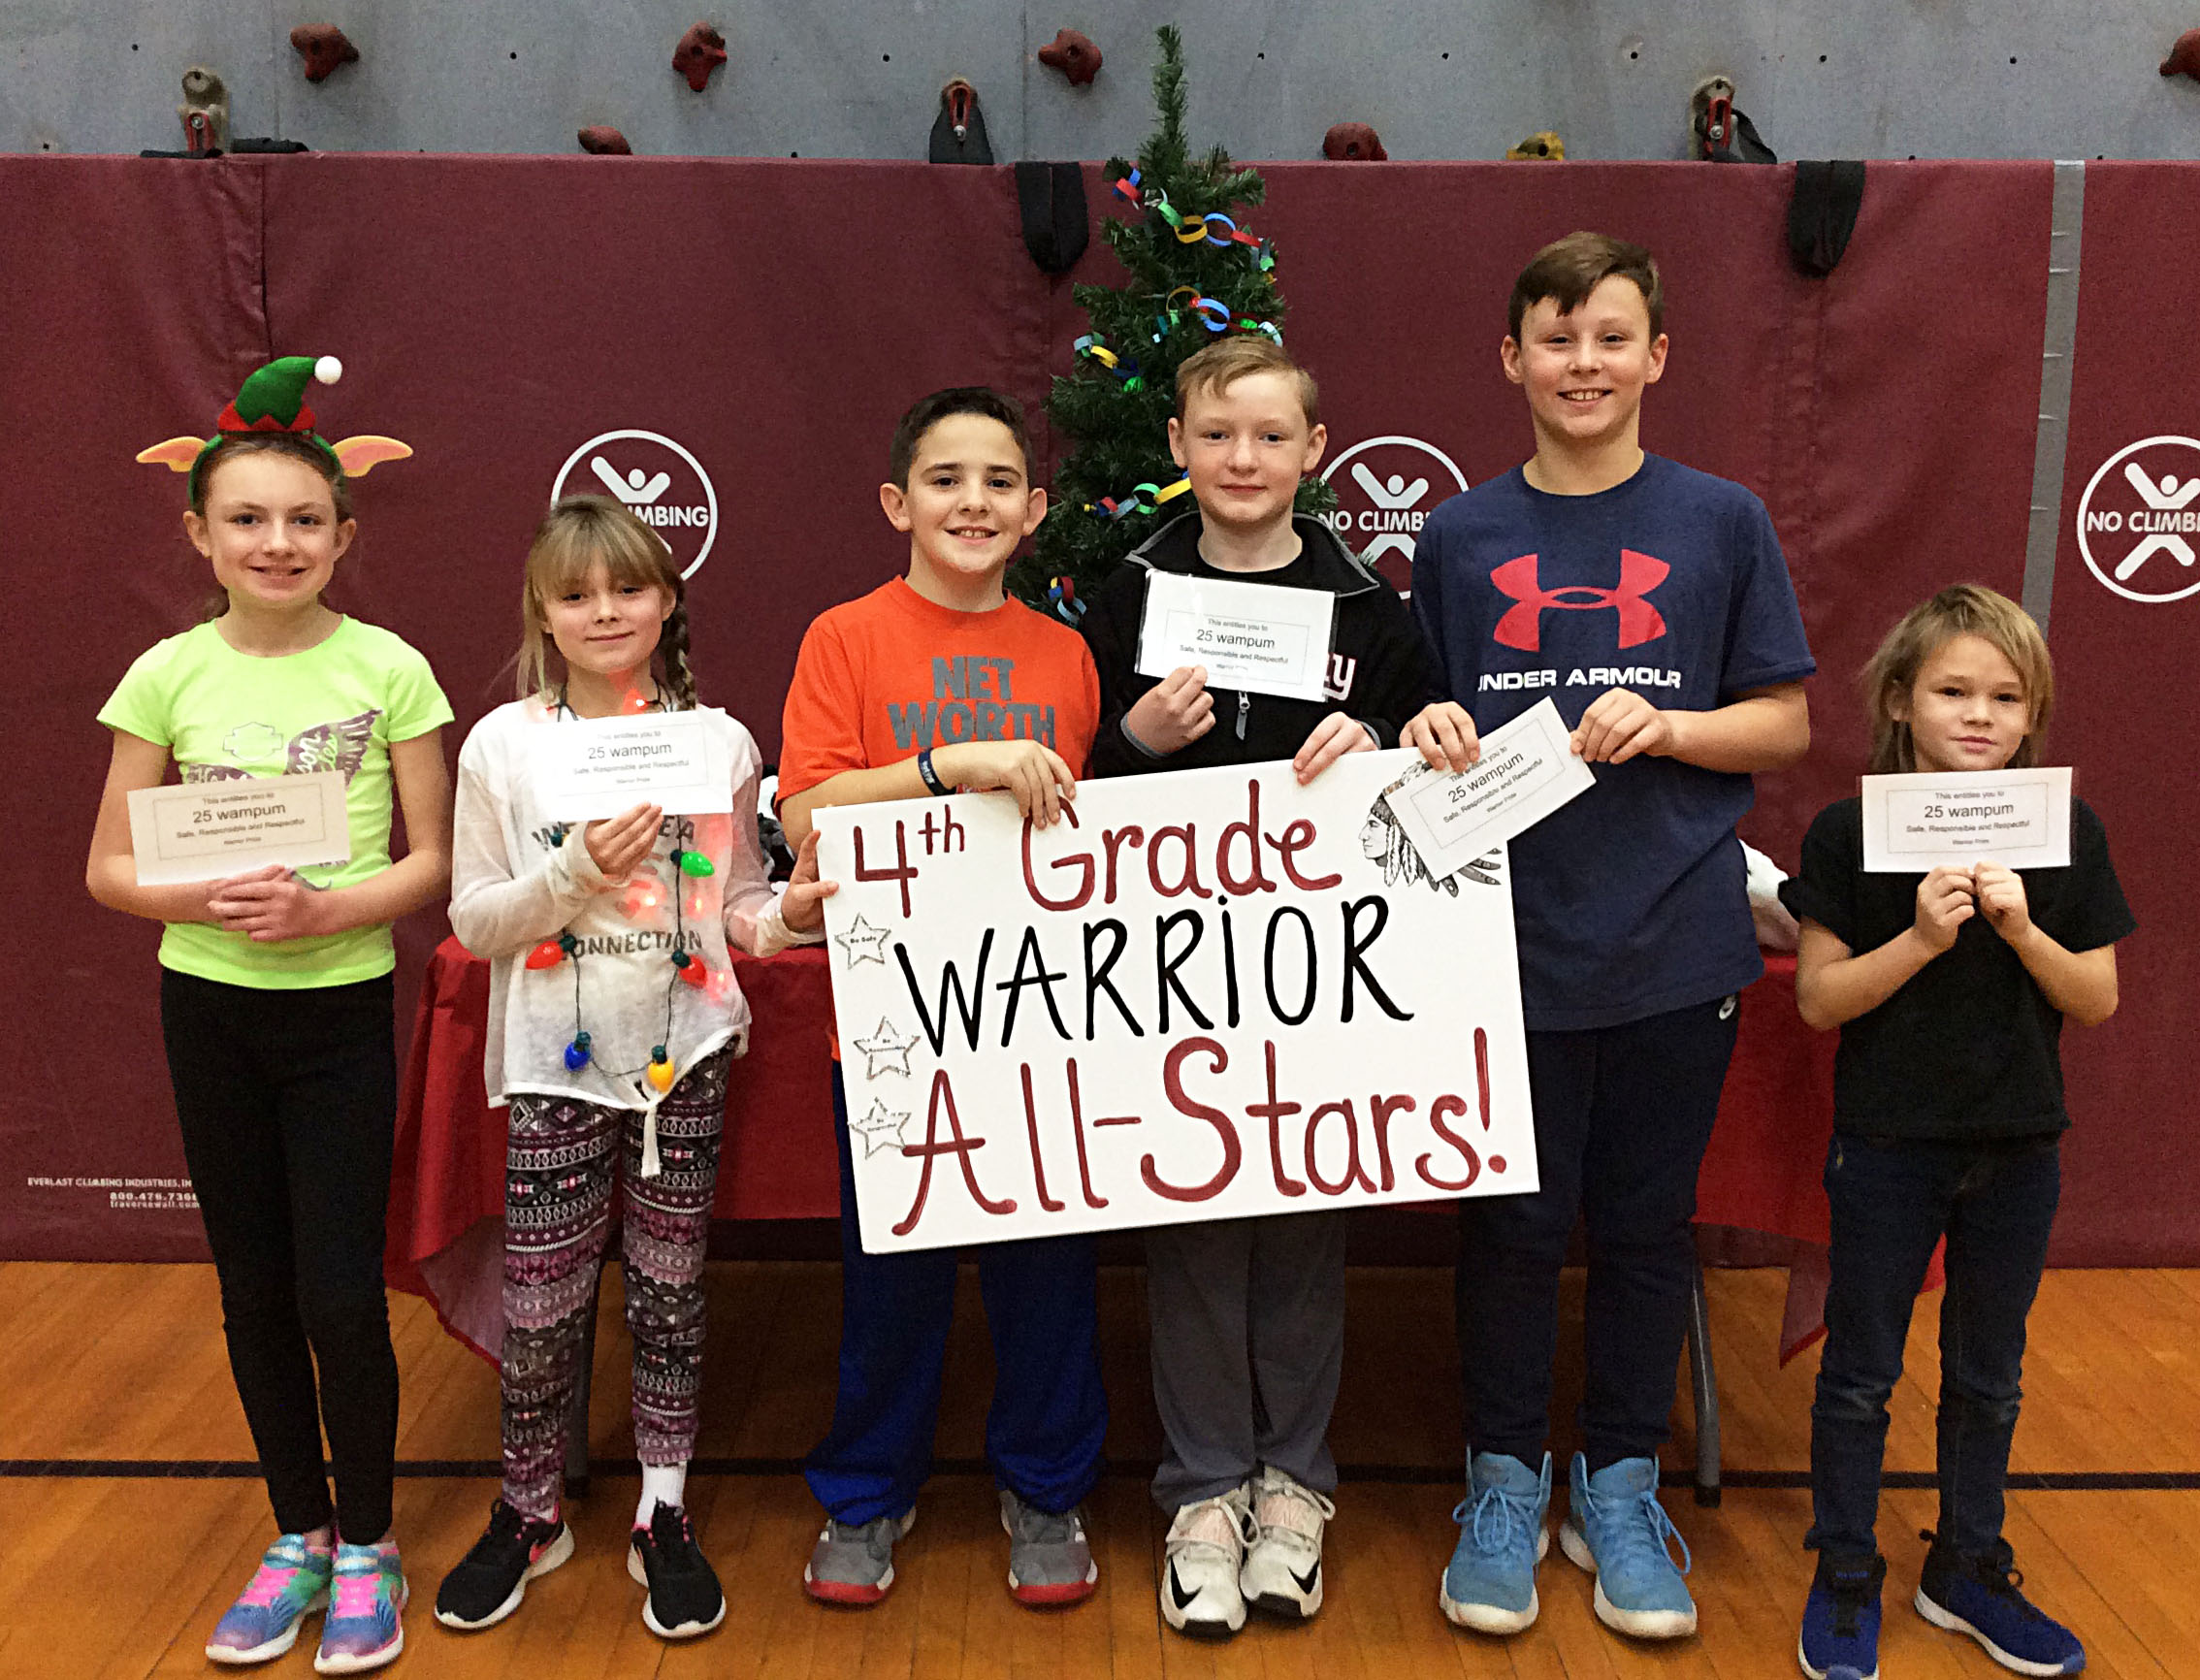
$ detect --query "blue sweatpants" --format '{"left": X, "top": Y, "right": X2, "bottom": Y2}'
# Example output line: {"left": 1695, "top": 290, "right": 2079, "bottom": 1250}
{"left": 802, "top": 1066, "right": 1108, "bottom": 1525}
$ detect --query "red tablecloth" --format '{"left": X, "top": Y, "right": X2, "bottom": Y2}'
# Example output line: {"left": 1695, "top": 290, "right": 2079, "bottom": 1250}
{"left": 387, "top": 937, "right": 840, "bottom": 1355}
{"left": 389, "top": 938, "right": 1856, "bottom": 1360}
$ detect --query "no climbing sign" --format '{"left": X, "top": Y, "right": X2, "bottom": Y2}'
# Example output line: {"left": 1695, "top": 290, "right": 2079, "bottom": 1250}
{"left": 813, "top": 752, "right": 1540, "bottom": 1253}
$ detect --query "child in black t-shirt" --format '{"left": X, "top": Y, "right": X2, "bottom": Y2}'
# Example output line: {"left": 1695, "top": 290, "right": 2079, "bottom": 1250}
{"left": 1780, "top": 585, "right": 2132, "bottom": 1680}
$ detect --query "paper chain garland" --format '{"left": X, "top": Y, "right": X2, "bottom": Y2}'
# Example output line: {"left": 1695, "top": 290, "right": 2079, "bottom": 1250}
{"left": 1112, "top": 168, "right": 1276, "bottom": 272}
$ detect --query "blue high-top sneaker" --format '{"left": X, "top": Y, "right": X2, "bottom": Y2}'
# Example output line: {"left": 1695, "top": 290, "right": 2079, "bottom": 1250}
{"left": 1557, "top": 1453, "right": 1697, "bottom": 1639}
{"left": 1916, "top": 1534, "right": 2085, "bottom": 1675}
{"left": 1440, "top": 1451, "right": 1551, "bottom": 1634}
{"left": 1798, "top": 1550, "right": 1885, "bottom": 1679}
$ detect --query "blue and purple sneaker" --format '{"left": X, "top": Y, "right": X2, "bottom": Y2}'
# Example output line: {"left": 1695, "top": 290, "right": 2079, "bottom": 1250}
{"left": 313, "top": 1539, "right": 408, "bottom": 1674}
{"left": 205, "top": 1534, "right": 334, "bottom": 1664}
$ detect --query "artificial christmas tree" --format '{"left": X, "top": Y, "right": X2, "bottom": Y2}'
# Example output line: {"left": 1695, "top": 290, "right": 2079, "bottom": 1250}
{"left": 1011, "top": 25, "right": 1335, "bottom": 617}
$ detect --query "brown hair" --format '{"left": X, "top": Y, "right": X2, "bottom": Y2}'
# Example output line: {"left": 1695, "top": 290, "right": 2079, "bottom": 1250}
{"left": 1174, "top": 336, "right": 1320, "bottom": 427}
{"left": 1860, "top": 584, "right": 2054, "bottom": 773}
{"left": 1507, "top": 231, "right": 1665, "bottom": 343}
{"left": 887, "top": 387, "right": 1033, "bottom": 490}
{"left": 516, "top": 495, "right": 696, "bottom": 708}
{"left": 192, "top": 432, "right": 354, "bottom": 522}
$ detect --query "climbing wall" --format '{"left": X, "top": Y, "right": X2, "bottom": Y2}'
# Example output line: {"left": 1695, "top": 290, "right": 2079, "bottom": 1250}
{"left": 7, "top": 4, "right": 2200, "bottom": 162}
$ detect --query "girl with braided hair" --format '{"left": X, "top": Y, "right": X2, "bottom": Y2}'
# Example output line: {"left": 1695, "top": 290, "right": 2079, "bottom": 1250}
{"left": 437, "top": 494, "right": 835, "bottom": 1641}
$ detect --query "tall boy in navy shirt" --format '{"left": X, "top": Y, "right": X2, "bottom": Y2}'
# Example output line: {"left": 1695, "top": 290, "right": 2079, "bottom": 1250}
{"left": 1405, "top": 232, "right": 1814, "bottom": 1642}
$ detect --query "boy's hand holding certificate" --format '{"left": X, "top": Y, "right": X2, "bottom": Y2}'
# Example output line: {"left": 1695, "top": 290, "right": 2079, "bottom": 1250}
{"left": 530, "top": 710, "right": 733, "bottom": 820}
{"left": 1135, "top": 571, "right": 1338, "bottom": 702}
{"left": 1385, "top": 698, "right": 1596, "bottom": 879}
{"left": 1860, "top": 766, "right": 2072, "bottom": 872}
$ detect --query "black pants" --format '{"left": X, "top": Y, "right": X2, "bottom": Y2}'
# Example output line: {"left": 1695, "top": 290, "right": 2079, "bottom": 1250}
{"left": 161, "top": 968, "right": 401, "bottom": 1541}
{"left": 1456, "top": 994, "right": 1737, "bottom": 1469}
{"left": 1809, "top": 1132, "right": 2060, "bottom": 1563}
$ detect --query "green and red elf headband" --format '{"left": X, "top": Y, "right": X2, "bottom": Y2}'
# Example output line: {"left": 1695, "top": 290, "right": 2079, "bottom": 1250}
{"left": 136, "top": 354, "right": 412, "bottom": 501}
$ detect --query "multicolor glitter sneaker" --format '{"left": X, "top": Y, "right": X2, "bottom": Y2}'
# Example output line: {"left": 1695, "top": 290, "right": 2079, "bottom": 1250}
{"left": 313, "top": 1539, "right": 407, "bottom": 1674}
{"left": 205, "top": 1534, "right": 334, "bottom": 1664}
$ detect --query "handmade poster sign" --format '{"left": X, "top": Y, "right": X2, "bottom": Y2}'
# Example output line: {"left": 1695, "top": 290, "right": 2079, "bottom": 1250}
{"left": 1134, "top": 571, "right": 1338, "bottom": 701}
{"left": 1860, "top": 766, "right": 2072, "bottom": 872}
{"left": 1380, "top": 697, "right": 1595, "bottom": 879}
{"left": 126, "top": 770, "right": 350, "bottom": 885}
{"left": 529, "top": 710, "right": 733, "bottom": 820}
{"left": 813, "top": 750, "right": 1538, "bottom": 1254}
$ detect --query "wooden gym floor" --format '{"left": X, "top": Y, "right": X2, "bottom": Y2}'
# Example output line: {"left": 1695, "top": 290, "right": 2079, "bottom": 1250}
{"left": 4, "top": 1261, "right": 2199, "bottom": 1678}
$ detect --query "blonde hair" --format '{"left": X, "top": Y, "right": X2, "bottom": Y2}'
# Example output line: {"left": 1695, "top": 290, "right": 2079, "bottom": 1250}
{"left": 1174, "top": 336, "right": 1320, "bottom": 428}
{"left": 1860, "top": 584, "right": 2053, "bottom": 773}
{"left": 516, "top": 495, "right": 696, "bottom": 707}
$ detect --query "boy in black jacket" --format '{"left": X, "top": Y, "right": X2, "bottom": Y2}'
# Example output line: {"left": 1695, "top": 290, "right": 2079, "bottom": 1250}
{"left": 1079, "top": 338, "right": 1438, "bottom": 1640}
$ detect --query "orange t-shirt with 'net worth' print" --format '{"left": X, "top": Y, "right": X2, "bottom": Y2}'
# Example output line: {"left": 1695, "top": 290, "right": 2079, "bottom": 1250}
{"left": 778, "top": 578, "right": 1100, "bottom": 1056}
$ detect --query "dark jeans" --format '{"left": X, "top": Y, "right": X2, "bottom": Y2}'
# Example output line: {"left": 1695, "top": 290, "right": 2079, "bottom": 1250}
{"left": 1808, "top": 1131, "right": 2060, "bottom": 1563}
{"left": 161, "top": 968, "right": 401, "bottom": 1541}
{"left": 803, "top": 1066, "right": 1108, "bottom": 1525}
{"left": 1456, "top": 994, "right": 1738, "bottom": 1470}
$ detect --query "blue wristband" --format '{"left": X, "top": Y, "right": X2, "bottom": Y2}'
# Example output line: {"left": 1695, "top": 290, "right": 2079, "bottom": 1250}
{"left": 916, "top": 748, "right": 950, "bottom": 796}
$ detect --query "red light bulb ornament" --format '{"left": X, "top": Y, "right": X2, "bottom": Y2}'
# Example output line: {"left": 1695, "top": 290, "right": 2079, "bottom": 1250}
{"left": 526, "top": 932, "right": 579, "bottom": 970}
{"left": 671, "top": 949, "right": 709, "bottom": 987}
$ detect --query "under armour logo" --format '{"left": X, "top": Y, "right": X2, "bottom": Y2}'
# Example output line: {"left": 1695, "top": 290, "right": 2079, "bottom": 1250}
{"left": 1490, "top": 551, "right": 1670, "bottom": 652}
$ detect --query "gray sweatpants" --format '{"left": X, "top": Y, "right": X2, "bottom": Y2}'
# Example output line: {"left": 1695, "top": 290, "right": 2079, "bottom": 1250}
{"left": 1146, "top": 1210, "right": 1349, "bottom": 1513}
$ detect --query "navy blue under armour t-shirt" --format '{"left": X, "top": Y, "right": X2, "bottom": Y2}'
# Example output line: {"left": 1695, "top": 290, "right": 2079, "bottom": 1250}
{"left": 1412, "top": 455, "right": 1815, "bottom": 1031}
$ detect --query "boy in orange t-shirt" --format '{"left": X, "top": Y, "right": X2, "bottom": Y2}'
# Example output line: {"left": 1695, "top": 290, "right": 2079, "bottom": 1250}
{"left": 777, "top": 388, "right": 1105, "bottom": 1610}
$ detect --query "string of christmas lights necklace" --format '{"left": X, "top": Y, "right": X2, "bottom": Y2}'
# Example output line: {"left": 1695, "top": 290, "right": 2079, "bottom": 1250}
{"left": 524, "top": 688, "right": 717, "bottom": 1101}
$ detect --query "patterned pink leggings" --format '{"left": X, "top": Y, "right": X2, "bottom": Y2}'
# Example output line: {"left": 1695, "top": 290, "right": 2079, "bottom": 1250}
{"left": 499, "top": 1049, "right": 728, "bottom": 1519}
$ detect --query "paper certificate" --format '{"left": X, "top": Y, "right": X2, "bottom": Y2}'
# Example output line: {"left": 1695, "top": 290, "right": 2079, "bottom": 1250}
{"left": 1381, "top": 698, "right": 1597, "bottom": 880}
{"left": 1135, "top": 571, "right": 1338, "bottom": 702}
{"left": 530, "top": 711, "right": 733, "bottom": 820}
{"left": 127, "top": 771, "right": 351, "bottom": 886}
{"left": 1860, "top": 767, "right": 2072, "bottom": 872}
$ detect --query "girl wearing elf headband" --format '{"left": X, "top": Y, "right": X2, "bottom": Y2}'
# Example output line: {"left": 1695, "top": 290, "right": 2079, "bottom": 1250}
{"left": 88, "top": 356, "right": 452, "bottom": 1673}
{"left": 436, "top": 494, "right": 833, "bottom": 1641}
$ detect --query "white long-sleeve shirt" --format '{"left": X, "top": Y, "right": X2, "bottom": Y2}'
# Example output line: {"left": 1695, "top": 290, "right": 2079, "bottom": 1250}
{"left": 451, "top": 697, "right": 807, "bottom": 1111}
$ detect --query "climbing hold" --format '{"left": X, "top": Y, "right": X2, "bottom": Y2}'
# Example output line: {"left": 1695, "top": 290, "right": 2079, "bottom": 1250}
{"left": 578, "top": 125, "right": 632, "bottom": 154}
{"left": 2164, "top": 29, "right": 2200, "bottom": 79}
{"left": 1322, "top": 122, "right": 1387, "bottom": 161}
{"left": 1037, "top": 27, "right": 1103, "bottom": 86}
{"left": 1693, "top": 76, "right": 1777, "bottom": 163}
{"left": 178, "top": 67, "right": 230, "bottom": 154}
{"left": 673, "top": 22, "right": 728, "bottom": 92}
{"left": 1505, "top": 130, "right": 1566, "bottom": 160}
{"left": 288, "top": 24, "right": 359, "bottom": 83}
{"left": 928, "top": 78, "right": 993, "bottom": 163}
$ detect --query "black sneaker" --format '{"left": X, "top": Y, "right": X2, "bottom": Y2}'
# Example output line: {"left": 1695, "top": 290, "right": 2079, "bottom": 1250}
{"left": 628, "top": 1502, "right": 727, "bottom": 1639}
{"left": 434, "top": 1499, "right": 573, "bottom": 1631}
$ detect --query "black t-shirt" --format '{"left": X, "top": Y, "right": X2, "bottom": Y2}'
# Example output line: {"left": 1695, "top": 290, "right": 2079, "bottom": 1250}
{"left": 1778, "top": 795, "right": 2134, "bottom": 1139}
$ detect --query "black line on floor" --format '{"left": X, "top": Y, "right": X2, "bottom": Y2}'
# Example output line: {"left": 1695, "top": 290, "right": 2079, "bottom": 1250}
{"left": 7, "top": 1459, "right": 2200, "bottom": 1492}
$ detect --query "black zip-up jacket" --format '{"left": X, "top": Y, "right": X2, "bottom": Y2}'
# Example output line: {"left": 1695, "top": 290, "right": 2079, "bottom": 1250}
{"left": 1080, "top": 510, "right": 1440, "bottom": 779}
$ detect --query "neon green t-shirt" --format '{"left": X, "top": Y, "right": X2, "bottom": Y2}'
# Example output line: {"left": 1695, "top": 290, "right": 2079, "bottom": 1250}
{"left": 98, "top": 616, "right": 454, "bottom": 988}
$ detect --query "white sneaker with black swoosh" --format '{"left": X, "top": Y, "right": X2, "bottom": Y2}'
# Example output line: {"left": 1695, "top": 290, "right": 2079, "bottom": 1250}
{"left": 1240, "top": 1465, "right": 1337, "bottom": 1620}
{"left": 1159, "top": 1486, "right": 1256, "bottom": 1639}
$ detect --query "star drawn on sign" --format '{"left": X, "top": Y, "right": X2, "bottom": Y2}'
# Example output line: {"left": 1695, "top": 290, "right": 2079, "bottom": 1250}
{"left": 849, "top": 1098, "right": 913, "bottom": 1159}
{"left": 852, "top": 1018, "right": 920, "bottom": 1079}
{"left": 835, "top": 913, "right": 892, "bottom": 968}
